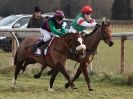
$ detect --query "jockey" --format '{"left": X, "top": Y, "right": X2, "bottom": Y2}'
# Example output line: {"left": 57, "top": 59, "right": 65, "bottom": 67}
{"left": 70, "top": 5, "right": 97, "bottom": 33}
{"left": 32, "top": 10, "right": 67, "bottom": 53}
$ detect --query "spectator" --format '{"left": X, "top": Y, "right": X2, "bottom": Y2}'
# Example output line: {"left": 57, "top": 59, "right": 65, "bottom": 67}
{"left": 27, "top": 6, "right": 44, "bottom": 28}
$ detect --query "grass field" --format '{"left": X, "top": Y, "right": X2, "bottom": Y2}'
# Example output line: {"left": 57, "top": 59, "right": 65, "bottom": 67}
{"left": 0, "top": 44, "right": 133, "bottom": 99}
{"left": 0, "top": 40, "right": 133, "bottom": 74}
{"left": 0, "top": 73, "right": 133, "bottom": 99}
{"left": 0, "top": 29, "right": 133, "bottom": 99}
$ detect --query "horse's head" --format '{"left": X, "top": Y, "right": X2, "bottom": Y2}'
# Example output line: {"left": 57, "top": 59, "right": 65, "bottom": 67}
{"left": 99, "top": 21, "right": 114, "bottom": 47}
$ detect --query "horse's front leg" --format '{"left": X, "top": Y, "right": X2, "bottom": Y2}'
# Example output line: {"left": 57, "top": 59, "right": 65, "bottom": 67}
{"left": 65, "top": 66, "right": 82, "bottom": 88}
{"left": 34, "top": 65, "right": 46, "bottom": 78}
{"left": 81, "top": 62, "right": 93, "bottom": 91}
{"left": 57, "top": 62, "right": 75, "bottom": 89}
{"left": 49, "top": 66, "right": 59, "bottom": 92}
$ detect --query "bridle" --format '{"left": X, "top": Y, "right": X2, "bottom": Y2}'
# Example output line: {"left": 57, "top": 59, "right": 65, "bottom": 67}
{"left": 99, "top": 25, "right": 111, "bottom": 42}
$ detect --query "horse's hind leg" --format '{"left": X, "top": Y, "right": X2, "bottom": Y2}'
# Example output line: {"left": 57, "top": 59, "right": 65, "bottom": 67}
{"left": 34, "top": 65, "right": 47, "bottom": 78}
{"left": 11, "top": 61, "right": 23, "bottom": 89}
{"left": 65, "top": 66, "right": 82, "bottom": 88}
{"left": 21, "top": 61, "right": 28, "bottom": 73}
{"left": 47, "top": 69, "right": 53, "bottom": 76}
{"left": 18, "top": 61, "right": 28, "bottom": 74}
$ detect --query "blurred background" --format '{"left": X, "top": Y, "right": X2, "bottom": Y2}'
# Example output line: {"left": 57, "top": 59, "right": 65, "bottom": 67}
{"left": 0, "top": 0, "right": 132, "bottom": 20}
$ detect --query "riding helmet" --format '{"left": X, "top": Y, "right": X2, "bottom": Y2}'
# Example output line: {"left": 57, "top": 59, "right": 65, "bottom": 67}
{"left": 80, "top": 5, "right": 93, "bottom": 14}
{"left": 34, "top": 6, "right": 41, "bottom": 12}
{"left": 54, "top": 10, "right": 65, "bottom": 21}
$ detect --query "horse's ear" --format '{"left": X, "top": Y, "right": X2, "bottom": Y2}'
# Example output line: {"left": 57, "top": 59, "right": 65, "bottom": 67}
{"left": 96, "top": 24, "right": 101, "bottom": 28}
{"left": 102, "top": 21, "right": 105, "bottom": 26}
{"left": 81, "top": 32, "right": 86, "bottom": 36}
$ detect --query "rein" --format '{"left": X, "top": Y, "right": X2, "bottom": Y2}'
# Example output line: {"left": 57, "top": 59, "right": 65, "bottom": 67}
{"left": 100, "top": 28, "right": 106, "bottom": 41}
{"left": 100, "top": 25, "right": 111, "bottom": 42}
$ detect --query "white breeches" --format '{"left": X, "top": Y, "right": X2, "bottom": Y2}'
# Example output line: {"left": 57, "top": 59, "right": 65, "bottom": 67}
{"left": 40, "top": 28, "right": 59, "bottom": 42}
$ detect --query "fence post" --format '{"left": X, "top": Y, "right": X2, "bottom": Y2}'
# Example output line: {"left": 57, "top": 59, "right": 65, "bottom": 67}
{"left": 120, "top": 36, "right": 126, "bottom": 74}
{"left": 11, "top": 32, "right": 18, "bottom": 56}
{"left": 12, "top": 35, "right": 16, "bottom": 56}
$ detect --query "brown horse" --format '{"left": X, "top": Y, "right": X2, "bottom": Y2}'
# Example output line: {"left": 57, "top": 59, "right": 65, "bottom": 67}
{"left": 65, "top": 22, "right": 114, "bottom": 91}
{"left": 11, "top": 33, "right": 86, "bottom": 91}
{"left": 34, "top": 21, "right": 114, "bottom": 91}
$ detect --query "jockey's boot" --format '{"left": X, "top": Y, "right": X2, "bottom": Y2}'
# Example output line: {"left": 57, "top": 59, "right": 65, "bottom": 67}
{"left": 32, "top": 39, "right": 45, "bottom": 53}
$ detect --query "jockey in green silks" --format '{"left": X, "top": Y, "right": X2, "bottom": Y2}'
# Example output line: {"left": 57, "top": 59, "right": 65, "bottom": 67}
{"left": 70, "top": 5, "right": 97, "bottom": 33}
{"left": 32, "top": 10, "right": 67, "bottom": 53}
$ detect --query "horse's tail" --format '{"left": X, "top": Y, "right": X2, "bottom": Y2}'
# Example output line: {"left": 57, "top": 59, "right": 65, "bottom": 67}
{"left": 14, "top": 49, "right": 18, "bottom": 66}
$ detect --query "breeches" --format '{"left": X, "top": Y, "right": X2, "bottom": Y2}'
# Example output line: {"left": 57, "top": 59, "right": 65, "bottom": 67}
{"left": 40, "top": 28, "right": 59, "bottom": 42}
{"left": 40, "top": 28, "right": 51, "bottom": 42}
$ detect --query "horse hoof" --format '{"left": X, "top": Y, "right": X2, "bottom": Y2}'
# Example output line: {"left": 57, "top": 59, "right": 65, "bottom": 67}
{"left": 73, "top": 85, "right": 77, "bottom": 89}
{"left": 11, "top": 86, "right": 16, "bottom": 90}
{"left": 48, "top": 88, "right": 55, "bottom": 92}
{"left": 65, "top": 83, "right": 70, "bottom": 89}
{"left": 33, "top": 74, "right": 40, "bottom": 79}
{"left": 65, "top": 83, "right": 77, "bottom": 89}
{"left": 71, "top": 84, "right": 77, "bottom": 89}
{"left": 89, "top": 88, "right": 94, "bottom": 91}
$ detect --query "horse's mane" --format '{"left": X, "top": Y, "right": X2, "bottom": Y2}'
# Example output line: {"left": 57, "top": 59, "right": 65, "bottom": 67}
{"left": 83, "top": 24, "right": 101, "bottom": 40}
{"left": 84, "top": 24, "right": 101, "bottom": 37}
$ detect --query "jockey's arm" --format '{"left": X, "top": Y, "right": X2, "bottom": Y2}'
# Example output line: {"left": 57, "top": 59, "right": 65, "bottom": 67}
{"left": 60, "top": 26, "right": 67, "bottom": 34}
{"left": 77, "top": 17, "right": 97, "bottom": 29}
{"left": 48, "top": 21, "right": 63, "bottom": 36}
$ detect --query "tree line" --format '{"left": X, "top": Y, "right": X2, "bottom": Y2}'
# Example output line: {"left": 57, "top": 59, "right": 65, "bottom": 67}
{"left": 0, "top": 0, "right": 132, "bottom": 20}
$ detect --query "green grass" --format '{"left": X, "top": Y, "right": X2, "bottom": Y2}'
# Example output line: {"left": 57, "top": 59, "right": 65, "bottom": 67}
{"left": 0, "top": 29, "right": 133, "bottom": 99}
{"left": 0, "top": 74, "right": 133, "bottom": 99}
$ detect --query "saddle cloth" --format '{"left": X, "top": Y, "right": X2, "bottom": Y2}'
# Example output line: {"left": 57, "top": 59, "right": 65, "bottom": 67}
{"left": 34, "top": 37, "right": 54, "bottom": 55}
{"left": 34, "top": 47, "right": 48, "bottom": 55}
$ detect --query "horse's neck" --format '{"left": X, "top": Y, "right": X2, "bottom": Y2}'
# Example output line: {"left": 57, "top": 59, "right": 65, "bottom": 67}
{"left": 85, "top": 30, "right": 101, "bottom": 52}
{"left": 54, "top": 37, "right": 69, "bottom": 53}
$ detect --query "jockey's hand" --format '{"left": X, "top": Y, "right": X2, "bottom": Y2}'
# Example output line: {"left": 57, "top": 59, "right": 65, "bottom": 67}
{"left": 89, "top": 19, "right": 94, "bottom": 23}
{"left": 55, "top": 35, "right": 60, "bottom": 38}
{"left": 68, "top": 29, "right": 77, "bottom": 33}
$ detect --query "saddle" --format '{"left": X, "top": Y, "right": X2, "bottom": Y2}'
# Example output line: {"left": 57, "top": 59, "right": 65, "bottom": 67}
{"left": 33, "top": 38, "right": 53, "bottom": 56}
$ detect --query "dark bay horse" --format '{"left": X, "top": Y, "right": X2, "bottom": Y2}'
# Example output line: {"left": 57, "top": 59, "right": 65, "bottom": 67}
{"left": 34, "top": 22, "right": 114, "bottom": 91}
{"left": 11, "top": 33, "right": 86, "bottom": 91}
{"left": 65, "top": 22, "right": 114, "bottom": 91}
